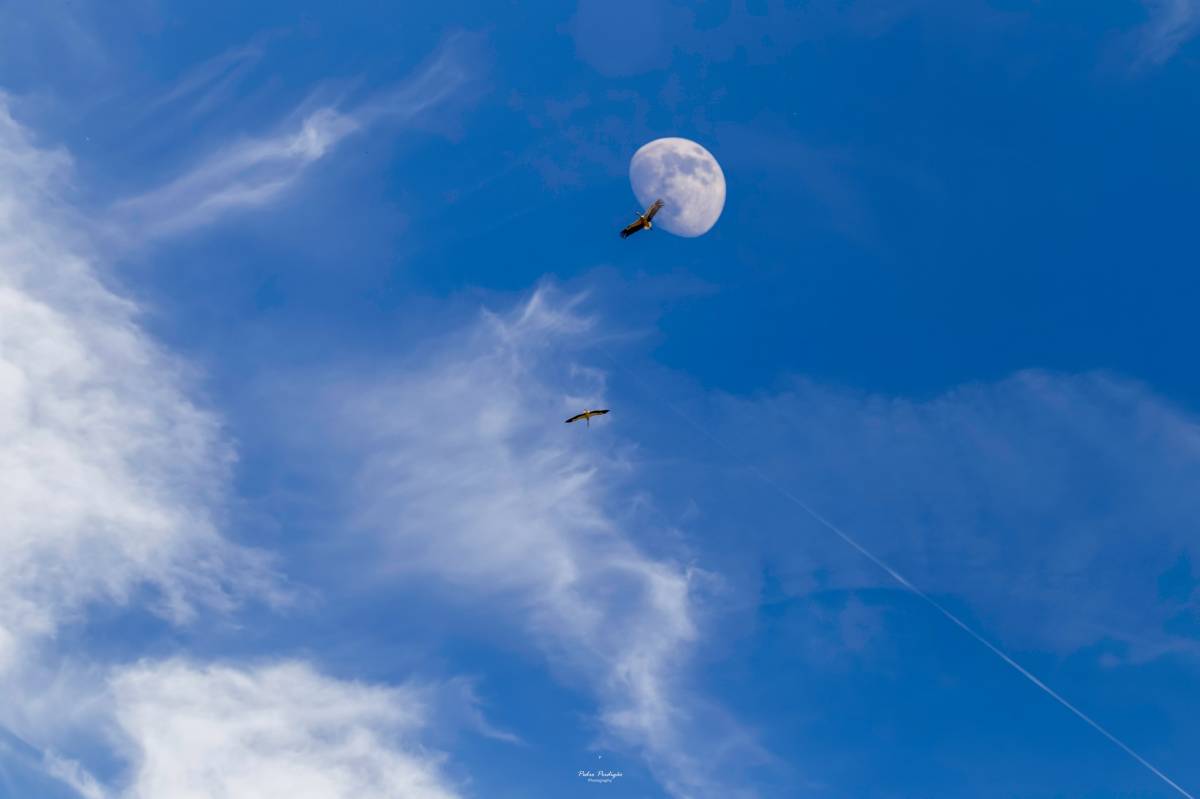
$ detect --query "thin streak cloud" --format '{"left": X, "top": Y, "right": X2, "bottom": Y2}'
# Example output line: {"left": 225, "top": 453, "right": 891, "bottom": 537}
{"left": 108, "top": 32, "right": 484, "bottom": 245}
{"left": 1133, "top": 0, "right": 1200, "bottom": 68}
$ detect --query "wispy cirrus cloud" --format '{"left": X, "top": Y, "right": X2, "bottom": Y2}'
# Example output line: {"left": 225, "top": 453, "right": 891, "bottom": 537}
{"left": 305, "top": 286, "right": 762, "bottom": 798}
{"left": 0, "top": 95, "right": 279, "bottom": 680}
{"left": 108, "top": 31, "right": 484, "bottom": 244}
{"left": 1131, "top": 0, "right": 1200, "bottom": 68}
{"left": 702, "top": 370, "right": 1200, "bottom": 667}
{"left": 138, "top": 31, "right": 282, "bottom": 123}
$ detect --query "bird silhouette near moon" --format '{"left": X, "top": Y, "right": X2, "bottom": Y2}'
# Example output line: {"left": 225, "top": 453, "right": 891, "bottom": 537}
{"left": 629, "top": 137, "right": 726, "bottom": 237}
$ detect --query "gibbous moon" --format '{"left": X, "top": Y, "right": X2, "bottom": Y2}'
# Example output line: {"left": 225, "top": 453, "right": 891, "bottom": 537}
{"left": 629, "top": 137, "right": 726, "bottom": 237}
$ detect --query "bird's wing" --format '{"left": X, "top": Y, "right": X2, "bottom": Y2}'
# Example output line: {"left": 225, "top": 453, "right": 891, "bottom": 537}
{"left": 645, "top": 199, "right": 664, "bottom": 220}
{"left": 590, "top": 409, "right": 610, "bottom": 416}
{"left": 565, "top": 412, "right": 587, "bottom": 423}
{"left": 620, "top": 219, "right": 645, "bottom": 238}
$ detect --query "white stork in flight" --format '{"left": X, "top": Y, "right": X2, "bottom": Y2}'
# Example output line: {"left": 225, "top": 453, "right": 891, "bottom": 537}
{"left": 565, "top": 409, "right": 610, "bottom": 426}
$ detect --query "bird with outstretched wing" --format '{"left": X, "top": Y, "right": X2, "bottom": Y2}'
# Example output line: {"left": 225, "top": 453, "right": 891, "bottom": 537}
{"left": 620, "top": 199, "right": 664, "bottom": 238}
{"left": 565, "top": 409, "right": 610, "bottom": 426}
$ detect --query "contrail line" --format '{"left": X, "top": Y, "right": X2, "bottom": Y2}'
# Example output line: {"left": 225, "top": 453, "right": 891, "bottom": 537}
{"left": 590, "top": 346, "right": 1193, "bottom": 799}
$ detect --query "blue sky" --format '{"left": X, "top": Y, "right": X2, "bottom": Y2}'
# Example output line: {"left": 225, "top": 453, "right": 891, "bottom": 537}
{"left": 1, "top": 1, "right": 1198, "bottom": 797}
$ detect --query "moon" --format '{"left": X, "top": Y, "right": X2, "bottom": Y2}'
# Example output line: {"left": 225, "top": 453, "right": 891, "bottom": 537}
{"left": 629, "top": 137, "right": 726, "bottom": 238}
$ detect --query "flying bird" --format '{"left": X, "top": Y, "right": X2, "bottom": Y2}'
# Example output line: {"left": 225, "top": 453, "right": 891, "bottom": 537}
{"left": 565, "top": 409, "right": 610, "bottom": 426}
{"left": 620, "top": 199, "right": 664, "bottom": 238}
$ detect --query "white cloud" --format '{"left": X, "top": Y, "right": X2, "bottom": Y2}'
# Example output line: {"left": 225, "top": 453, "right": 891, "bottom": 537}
{"left": 710, "top": 371, "right": 1200, "bottom": 663}
{"left": 328, "top": 287, "right": 759, "bottom": 797}
{"left": 0, "top": 96, "right": 277, "bottom": 681}
{"left": 108, "top": 32, "right": 482, "bottom": 244}
{"left": 432, "top": 677, "right": 523, "bottom": 746}
{"left": 140, "top": 32, "right": 278, "bottom": 122}
{"left": 104, "top": 659, "right": 459, "bottom": 799}
{"left": 1133, "top": 0, "right": 1200, "bottom": 68}
{"left": 41, "top": 750, "right": 107, "bottom": 799}
{"left": 0, "top": 67, "right": 480, "bottom": 799}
